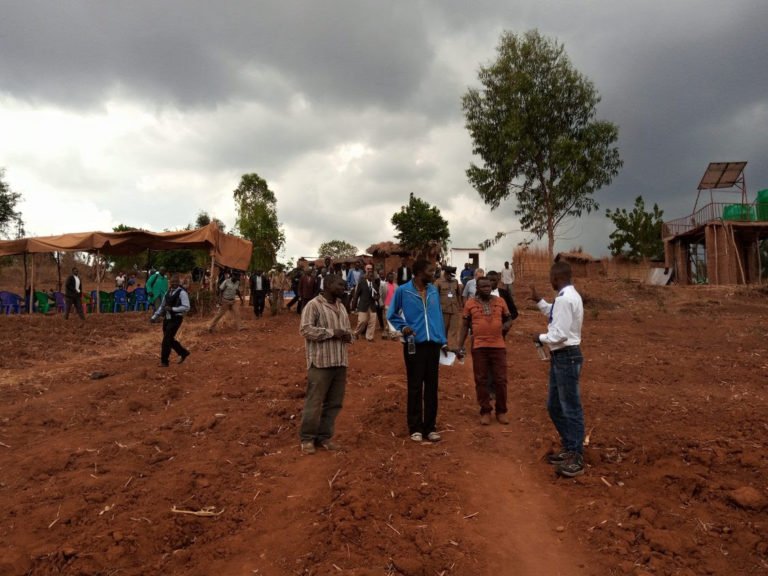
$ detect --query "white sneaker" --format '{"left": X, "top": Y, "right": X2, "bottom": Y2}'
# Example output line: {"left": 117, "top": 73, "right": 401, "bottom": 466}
{"left": 410, "top": 432, "right": 423, "bottom": 442}
{"left": 427, "top": 432, "right": 441, "bottom": 442}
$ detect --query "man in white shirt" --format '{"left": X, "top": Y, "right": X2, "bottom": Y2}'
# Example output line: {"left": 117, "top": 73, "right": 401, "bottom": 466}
{"left": 530, "top": 261, "right": 585, "bottom": 478}
{"left": 500, "top": 261, "right": 515, "bottom": 295}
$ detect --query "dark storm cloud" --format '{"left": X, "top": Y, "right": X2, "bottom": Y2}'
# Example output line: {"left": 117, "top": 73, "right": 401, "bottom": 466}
{"left": 0, "top": 1, "right": 432, "bottom": 111}
{"left": 3, "top": 0, "right": 767, "bottom": 259}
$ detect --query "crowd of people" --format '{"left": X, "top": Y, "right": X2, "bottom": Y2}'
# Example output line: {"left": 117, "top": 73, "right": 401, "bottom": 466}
{"left": 53, "top": 254, "right": 585, "bottom": 478}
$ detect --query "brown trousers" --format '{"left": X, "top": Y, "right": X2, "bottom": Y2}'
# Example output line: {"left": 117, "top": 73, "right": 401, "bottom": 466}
{"left": 209, "top": 299, "right": 240, "bottom": 331}
{"left": 443, "top": 311, "right": 461, "bottom": 349}
{"left": 472, "top": 347, "right": 508, "bottom": 414}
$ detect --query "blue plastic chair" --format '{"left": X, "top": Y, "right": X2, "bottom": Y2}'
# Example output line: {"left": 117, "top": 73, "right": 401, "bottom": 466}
{"left": 113, "top": 289, "right": 129, "bottom": 313}
{"left": 53, "top": 291, "right": 66, "bottom": 313}
{"left": 0, "top": 292, "right": 23, "bottom": 315}
{"left": 131, "top": 287, "right": 149, "bottom": 311}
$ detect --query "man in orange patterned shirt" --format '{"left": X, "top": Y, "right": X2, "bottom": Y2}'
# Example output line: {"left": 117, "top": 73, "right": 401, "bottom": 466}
{"left": 457, "top": 277, "right": 515, "bottom": 425}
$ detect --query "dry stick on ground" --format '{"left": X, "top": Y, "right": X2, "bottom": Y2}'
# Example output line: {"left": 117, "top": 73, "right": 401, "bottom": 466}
{"left": 170, "top": 506, "right": 224, "bottom": 517}
{"left": 328, "top": 469, "right": 341, "bottom": 489}
{"left": 385, "top": 522, "right": 401, "bottom": 536}
{"left": 463, "top": 512, "right": 479, "bottom": 520}
{"left": 48, "top": 505, "right": 61, "bottom": 529}
{"left": 0, "top": 441, "right": 11, "bottom": 448}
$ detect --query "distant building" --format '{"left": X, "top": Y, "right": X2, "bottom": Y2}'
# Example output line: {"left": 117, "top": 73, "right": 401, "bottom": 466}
{"left": 446, "top": 248, "right": 486, "bottom": 272}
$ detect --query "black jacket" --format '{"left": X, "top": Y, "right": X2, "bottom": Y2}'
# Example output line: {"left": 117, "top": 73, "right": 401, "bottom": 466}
{"left": 64, "top": 274, "right": 82, "bottom": 298}
{"left": 396, "top": 266, "right": 412, "bottom": 286}
{"left": 249, "top": 273, "right": 271, "bottom": 293}
{"left": 352, "top": 277, "right": 381, "bottom": 312}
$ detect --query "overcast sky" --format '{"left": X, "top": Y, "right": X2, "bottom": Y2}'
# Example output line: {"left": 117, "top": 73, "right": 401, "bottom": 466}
{"left": 1, "top": 1, "right": 767, "bottom": 266}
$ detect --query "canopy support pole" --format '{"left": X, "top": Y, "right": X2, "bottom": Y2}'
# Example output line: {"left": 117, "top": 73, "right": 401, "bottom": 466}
{"left": 96, "top": 250, "right": 101, "bottom": 314}
{"left": 56, "top": 252, "right": 62, "bottom": 292}
{"left": 209, "top": 254, "right": 216, "bottom": 293}
{"left": 29, "top": 254, "right": 35, "bottom": 314}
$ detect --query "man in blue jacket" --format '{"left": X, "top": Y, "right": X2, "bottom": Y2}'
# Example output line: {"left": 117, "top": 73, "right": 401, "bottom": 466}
{"left": 387, "top": 259, "right": 448, "bottom": 443}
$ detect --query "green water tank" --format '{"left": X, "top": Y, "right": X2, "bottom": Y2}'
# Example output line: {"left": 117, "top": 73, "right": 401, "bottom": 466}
{"left": 722, "top": 204, "right": 755, "bottom": 221}
{"left": 756, "top": 189, "right": 768, "bottom": 221}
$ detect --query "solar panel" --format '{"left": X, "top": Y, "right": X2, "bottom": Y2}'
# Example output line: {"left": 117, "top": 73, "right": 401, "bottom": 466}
{"left": 697, "top": 162, "right": 747, "bottom": 190}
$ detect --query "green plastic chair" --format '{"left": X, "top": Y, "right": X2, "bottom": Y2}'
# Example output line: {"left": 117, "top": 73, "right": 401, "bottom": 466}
{"left": 34, "top": 291, "right": 50, "bottom": 314}
{"left": 99, "top": 291, "right": 114, "bottom": 313}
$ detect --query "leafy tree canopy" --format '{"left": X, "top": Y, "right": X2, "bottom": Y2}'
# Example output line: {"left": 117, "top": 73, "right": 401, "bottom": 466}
{"left": 462, "top": 29, "right": 622, "bottom": 259}
{"left": 391, "top": 193, "right": 450, "bottom": 258}
{"left": 606, "top": 196, "right": 664, "bottom": 261}
{"left": 0, "top": 168, "right": 24, "bottom": 239}
{"left": 233, "top": 173, "right": 285, "bottom": 270}
{"left": 195, "top": 210, "right": 226, "bottom": 233}
{"left": 317, "top": 239, "right": 358, "bottom": 260}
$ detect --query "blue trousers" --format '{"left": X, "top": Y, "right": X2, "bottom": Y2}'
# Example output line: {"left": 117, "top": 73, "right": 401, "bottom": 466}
{"left": 547, "top": 346, "right": 585, "bottom": 454}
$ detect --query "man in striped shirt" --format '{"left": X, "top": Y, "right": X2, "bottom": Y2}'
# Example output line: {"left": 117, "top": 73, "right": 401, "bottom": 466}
{"left": 298, "top": 274, "right": 352, "bottom": 454}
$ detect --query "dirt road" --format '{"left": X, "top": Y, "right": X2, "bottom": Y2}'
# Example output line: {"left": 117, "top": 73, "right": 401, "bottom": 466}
{"left": 1, "top": 279, "right": 767, "bottom": 575}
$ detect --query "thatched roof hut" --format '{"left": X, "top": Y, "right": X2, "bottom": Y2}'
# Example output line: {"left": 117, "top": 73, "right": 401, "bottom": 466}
{"left": 366, "top": 241, "right": 410, "bottom": 257}
{"left": 554, "top": 251, "right": 603, "bottom": 277}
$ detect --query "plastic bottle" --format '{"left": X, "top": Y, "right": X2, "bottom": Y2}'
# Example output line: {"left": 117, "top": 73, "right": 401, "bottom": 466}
{"left": 407, "top": 335, "right": 416, "bottom": 355}
{"left": 535, "top": 342, "right": 548, "bottom": 361}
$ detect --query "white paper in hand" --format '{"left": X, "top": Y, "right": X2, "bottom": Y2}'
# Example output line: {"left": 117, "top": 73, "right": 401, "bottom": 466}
{"left": 439, "top": 350, "right": 456, "bottom": 366}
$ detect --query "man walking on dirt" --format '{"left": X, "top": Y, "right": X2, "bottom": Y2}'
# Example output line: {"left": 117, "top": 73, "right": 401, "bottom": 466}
{"left": 249, "top": 269, "right": 270, "bottom": 318}
{"left": 457, "top": 277, "right": 514, "bottom": 425}
{"left": 208, "top": 270, "right": 244, "bottom": 332}
{"left": 63, "top": 267, "right": 85, "bottom": 321}
{"left": 350, "top": 264, "right": 380, "bottom": 342}
{"left": 298, "top": 274, "right": 352, "bottom": 454}
{"left": 387, "top": 259, "right": 448, "bottom": 443}
{"left": 150, "top": 274, "right": 191, "bottom": 367}
{"left": 530, "top": 261, "right": 586, "bottom": 478}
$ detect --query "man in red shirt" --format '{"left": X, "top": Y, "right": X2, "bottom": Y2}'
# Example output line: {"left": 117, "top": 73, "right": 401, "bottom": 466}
{"left": 457, "top": 277, "right": 515, "bottom": 425}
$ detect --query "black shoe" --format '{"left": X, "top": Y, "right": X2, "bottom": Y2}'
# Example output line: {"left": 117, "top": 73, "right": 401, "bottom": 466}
{"left": 556, "top": 453, "right": 585, "bottom": 477}
{"left": 546, "top": 450, "right": 571, "bottom": 465}
{"left": 178, "top": 351, "right": 190, "bottom": 364}
{"left": 159, "top": 362, "right": 169, "bottom": 368}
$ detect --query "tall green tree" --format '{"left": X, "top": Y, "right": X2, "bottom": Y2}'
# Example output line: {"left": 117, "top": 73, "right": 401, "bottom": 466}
{"left": 233, "top": 173, "right": 285, "bottom": 270}
{"left": 391, "top": 193, "right": 450, "bottom": 258}
{"left": 109, "top": 224, "right": 145, "bottom": 273}
{"left": 0, "top": 168, "right": 24, "bottom": 239}
{"left": 462, "top": 30, "right": 623, "bottom": 260}
{"left": 317, "top": 240, "right": 358, "bottom": 260}
{"left": 606, "top": 196, "right": 664, "bottom": 261}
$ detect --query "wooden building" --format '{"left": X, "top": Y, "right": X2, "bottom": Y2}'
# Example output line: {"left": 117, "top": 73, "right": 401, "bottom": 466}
{"left": 663, "top": 162, "right": 768, "bottom": 285}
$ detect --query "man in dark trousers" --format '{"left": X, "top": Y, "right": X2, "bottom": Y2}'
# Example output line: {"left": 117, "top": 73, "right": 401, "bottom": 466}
{"left": 63, "top": 267, "right": 85, "bottom": 321}
{"left": 530, "top": 262, "right": 586, "bottom": 478}
{"left": 387, "top": 259, "right": 448, "bottom": 443}
{"left": 150, "top": 274, "right": 191, "bottom": 367}
{"left": 249, "top": 269, "right": 270, "bottom": 318}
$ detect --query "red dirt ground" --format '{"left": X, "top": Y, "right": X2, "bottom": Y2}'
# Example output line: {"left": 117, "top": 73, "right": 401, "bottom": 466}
{"left": 1, "top": 278, "right": 768, "bottom": 576}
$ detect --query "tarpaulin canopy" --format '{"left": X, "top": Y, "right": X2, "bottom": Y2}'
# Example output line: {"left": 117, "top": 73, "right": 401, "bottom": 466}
{"left": 0, "top": 223, "right": 253, "bottom": 271}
